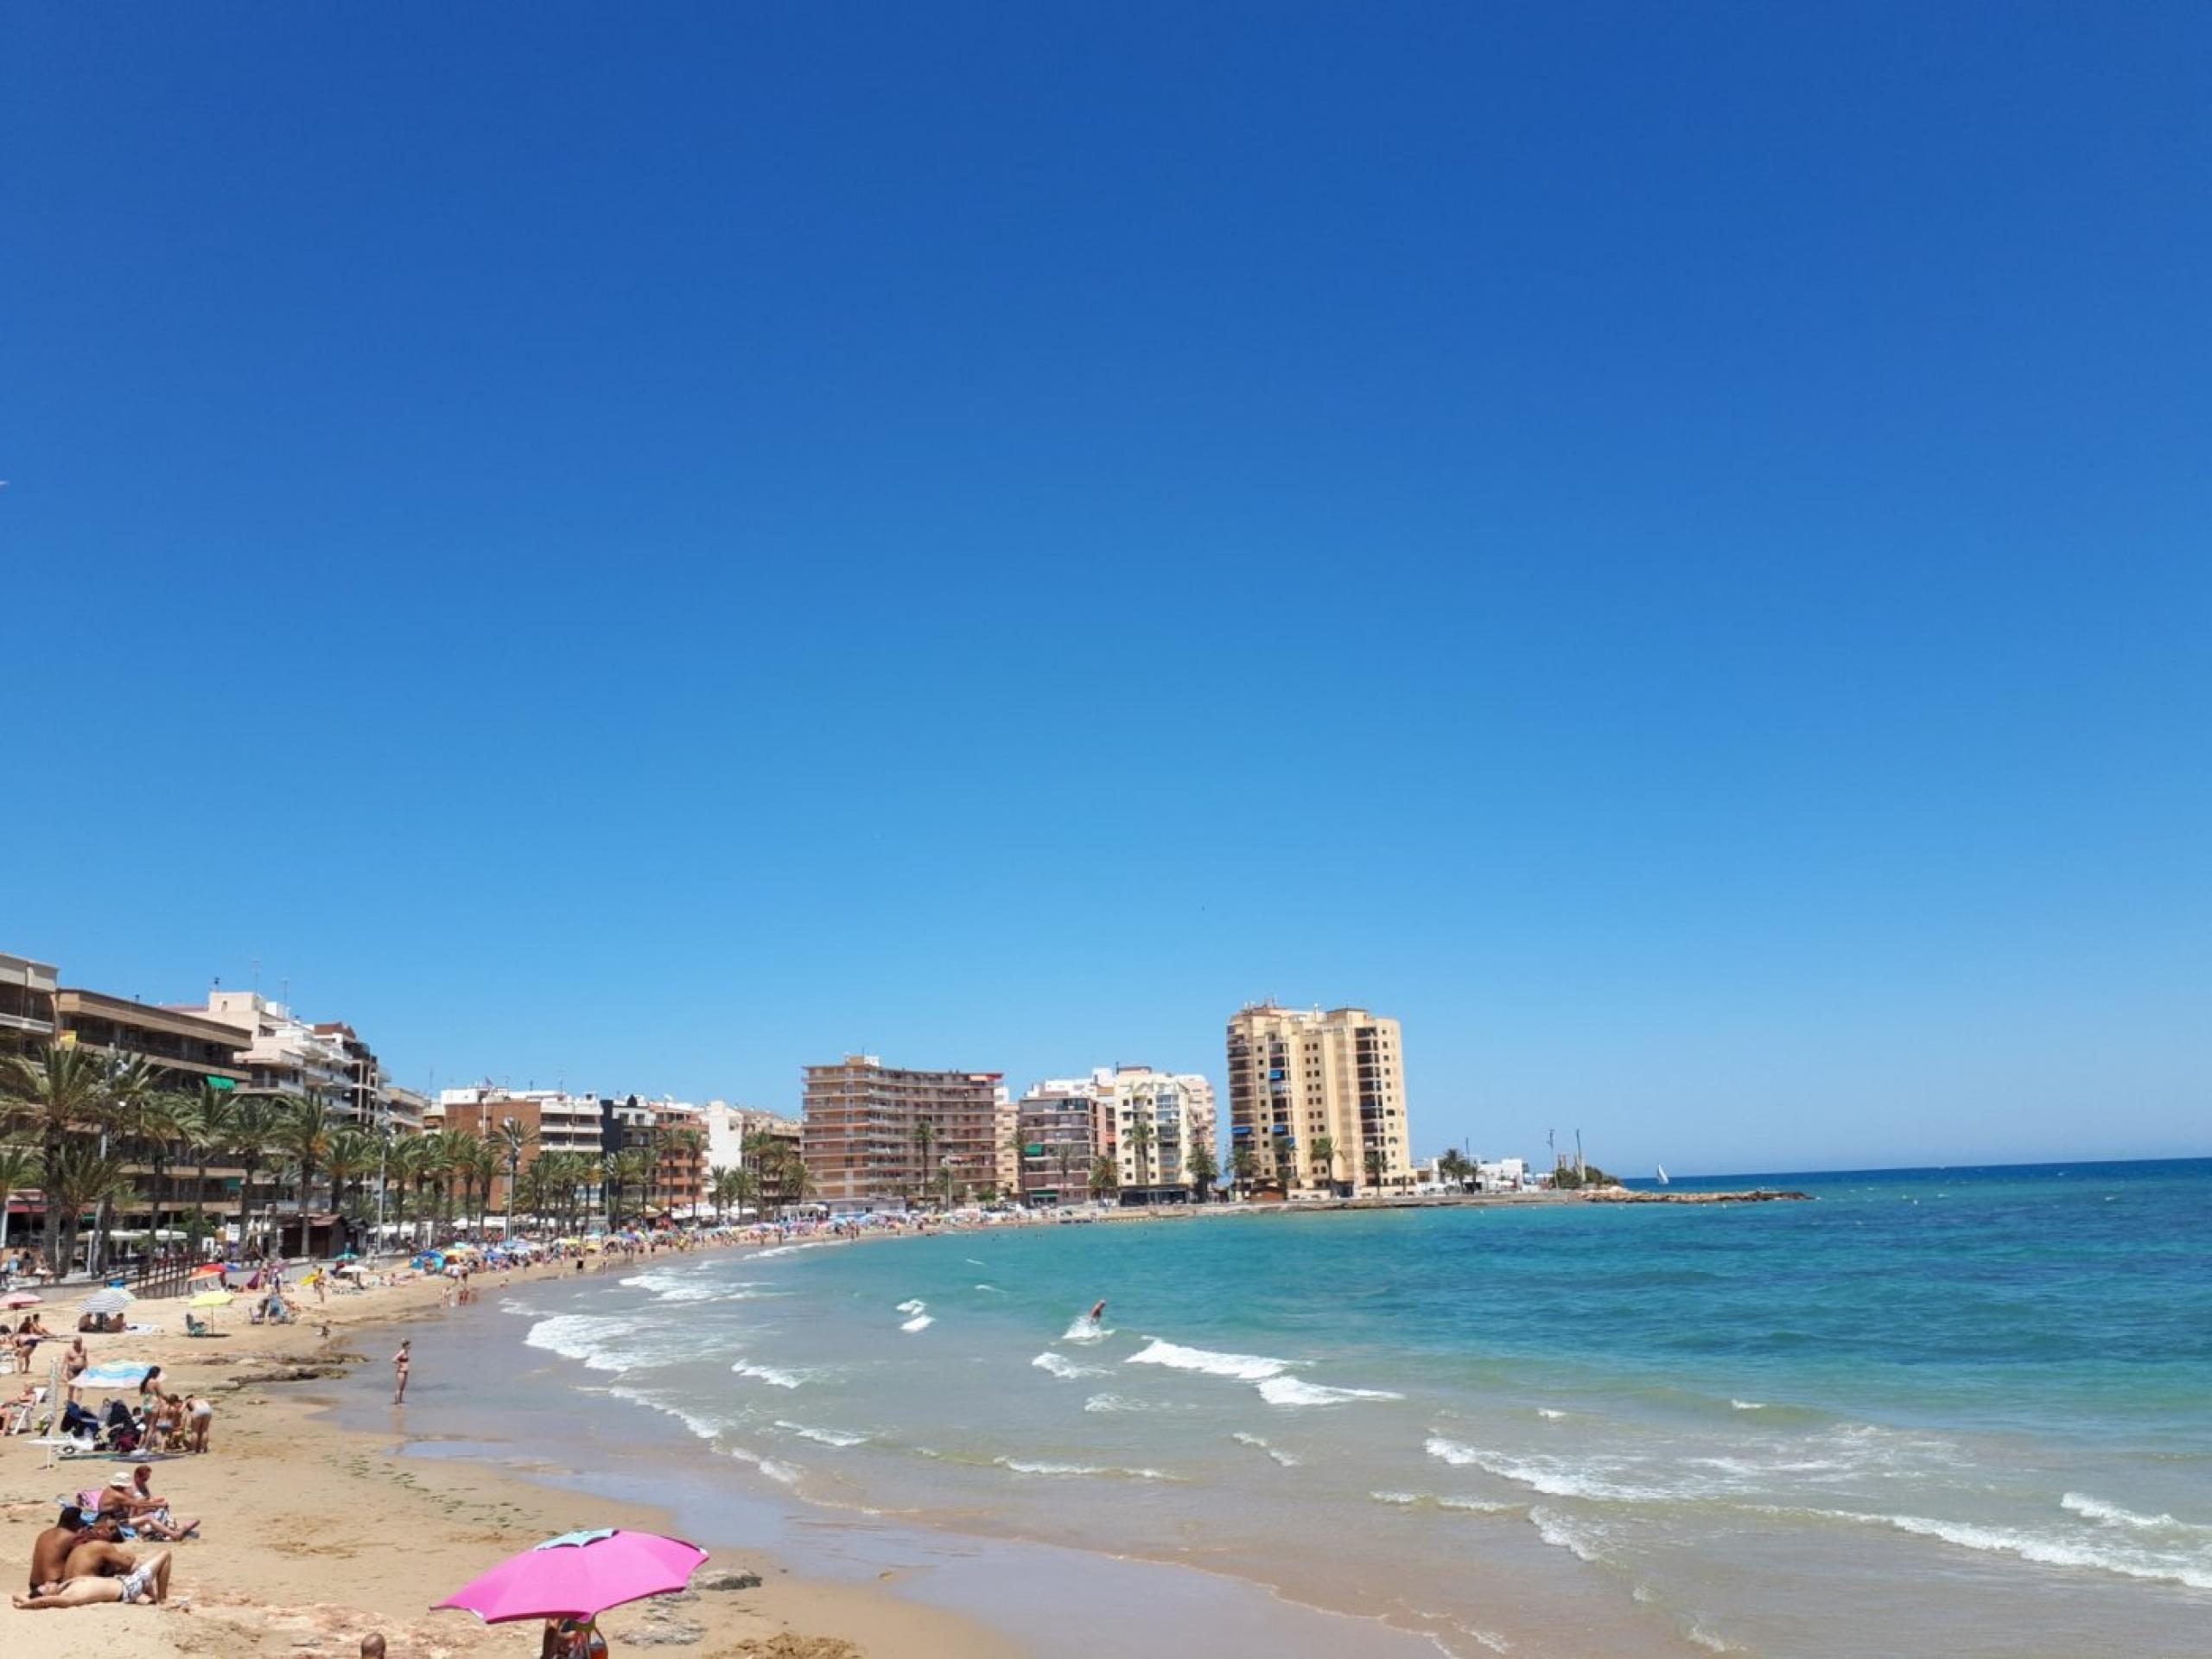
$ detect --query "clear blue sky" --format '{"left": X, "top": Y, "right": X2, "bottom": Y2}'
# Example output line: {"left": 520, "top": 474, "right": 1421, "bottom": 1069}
{"left": 6, "top": 4, "right": 2206, "bottom": 1174}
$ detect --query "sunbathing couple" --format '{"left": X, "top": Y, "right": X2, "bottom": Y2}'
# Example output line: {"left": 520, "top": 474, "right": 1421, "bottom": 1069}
{"left": 17, "top": 1503, "right": 179, "bottom": 1611}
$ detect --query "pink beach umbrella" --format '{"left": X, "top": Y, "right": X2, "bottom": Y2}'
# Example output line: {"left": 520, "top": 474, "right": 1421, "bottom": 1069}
{"left": 435, "top": 1529, "right": 708, "bottom": 1624}
{"left": 1, "top": 1291, "right": 40, "bottom": 1309}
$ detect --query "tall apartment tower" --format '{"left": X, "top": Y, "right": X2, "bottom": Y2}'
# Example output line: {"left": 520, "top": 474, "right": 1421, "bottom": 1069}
{"left": 802, "top": 1055, "right": 1003, "bottom": 1211}
{"left": 1224, "top": 1001, "right": 1413, "bottom": 1193}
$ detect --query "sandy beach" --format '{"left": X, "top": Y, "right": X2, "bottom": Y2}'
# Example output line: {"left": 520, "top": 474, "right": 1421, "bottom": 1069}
{"left": 0, "top": 1251, "right": 1021, "bottom": 1659}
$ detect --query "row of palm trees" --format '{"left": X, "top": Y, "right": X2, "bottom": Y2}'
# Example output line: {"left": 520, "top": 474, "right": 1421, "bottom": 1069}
{"left": 0, "top": 1047, "right": 810, "bottom": 1274}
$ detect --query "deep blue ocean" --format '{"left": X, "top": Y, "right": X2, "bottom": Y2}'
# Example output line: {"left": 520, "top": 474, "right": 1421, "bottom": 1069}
{"left": 507, "top": 1159, "right": 2212, "bottom": 1657}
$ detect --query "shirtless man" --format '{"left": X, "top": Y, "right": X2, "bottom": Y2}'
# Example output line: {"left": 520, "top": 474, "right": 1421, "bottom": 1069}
{"left": 27, "top": 1507, "right": 88, "bottom": 1596}
{"left": 60, "top": 1526, "right": 138, "bottom": 1585}
{"left": 13, "top": 1546, "right": 173, "bottom": 1609}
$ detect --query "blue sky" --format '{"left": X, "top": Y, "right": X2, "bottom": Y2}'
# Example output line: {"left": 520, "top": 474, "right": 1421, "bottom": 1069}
{"left": 5, "top": 4, "right": 2206, "bottom": 1173}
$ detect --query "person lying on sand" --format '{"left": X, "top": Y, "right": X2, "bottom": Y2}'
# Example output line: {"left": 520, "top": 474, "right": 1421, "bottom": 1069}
{"left": 58, "top": 1526, "right": 140, "bottom": 1587}
{"left": 13, "top": 1546, "right": 175, "bottom": 1609}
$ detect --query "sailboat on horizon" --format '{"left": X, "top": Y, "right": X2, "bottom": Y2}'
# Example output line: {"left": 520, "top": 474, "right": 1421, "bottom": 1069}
{"left": 1656, "top": 1164, "right": 1669, "bottom": 1185}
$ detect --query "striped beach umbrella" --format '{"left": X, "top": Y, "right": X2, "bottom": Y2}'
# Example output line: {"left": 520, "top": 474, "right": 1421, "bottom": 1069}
{"left": 79, "top": 1286, "right": 135, "bottom": 1318}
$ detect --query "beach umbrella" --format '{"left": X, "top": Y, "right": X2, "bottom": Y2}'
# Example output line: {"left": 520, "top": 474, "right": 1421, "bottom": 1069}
{"left": 2, "top": 1291, "right": 40, "bottom": 1309}
{"left": 435, "top": 1529, "right": 708, "bottom": 1625}
{"left": 78, "top": 1361, "right": 152, "bottom": 1389}
{"left": 189, "top": 1264, "right": 226, "bottom": 1279}
{"left": 79, "top": 1286, "right": 135, "bottom": 1319}
{"left": 188, "top": 1290, "right": 235, "bottom": 1308}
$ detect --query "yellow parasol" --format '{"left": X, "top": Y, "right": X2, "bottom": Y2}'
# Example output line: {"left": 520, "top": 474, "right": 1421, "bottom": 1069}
{"left": 188, "top": 1289, "right": 236, "bottom": 1308}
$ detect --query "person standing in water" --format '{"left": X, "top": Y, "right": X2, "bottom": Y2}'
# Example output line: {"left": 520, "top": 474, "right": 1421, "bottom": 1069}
{"left": 1088, "top": 1300, "right": 1107, "bottom": 1321}
{"left": 391, "top": 1339, "right": 411, "bottom": 1404}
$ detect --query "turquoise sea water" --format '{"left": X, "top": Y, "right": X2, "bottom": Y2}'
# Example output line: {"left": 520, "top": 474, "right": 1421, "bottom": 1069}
{"left": 507, "top": 1160, "right": 2212, "bottom": 1657}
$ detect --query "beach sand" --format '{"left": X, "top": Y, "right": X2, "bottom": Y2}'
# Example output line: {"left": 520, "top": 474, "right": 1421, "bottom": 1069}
{"left": 0, "top": 1256, "right": 1021, "bottom": 1659}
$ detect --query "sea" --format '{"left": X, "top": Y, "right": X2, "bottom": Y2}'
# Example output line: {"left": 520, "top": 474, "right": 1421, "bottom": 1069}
{"left": 351, "top": 1160, "right": 2212, "bottom": 1658}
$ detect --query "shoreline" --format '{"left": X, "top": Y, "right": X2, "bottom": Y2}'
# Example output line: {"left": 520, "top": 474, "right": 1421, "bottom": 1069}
{"left": 0, "top": 1241, "right": 1022, "bottom": 1659}
{"left": 346, "top": 1242, "right": 1481, "bottom": 1659}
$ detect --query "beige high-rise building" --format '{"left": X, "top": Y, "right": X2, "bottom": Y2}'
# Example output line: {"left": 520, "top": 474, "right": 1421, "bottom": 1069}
{"left": 1224, "top": 1001, "right": 1413, "bottom": 1194}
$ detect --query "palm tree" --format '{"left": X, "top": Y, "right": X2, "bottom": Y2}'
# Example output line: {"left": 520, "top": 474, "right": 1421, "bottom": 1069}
{"left": 226, "top": 1093, "right": 293, "bottom": 1255}
{"left": 1230, "top": 1146, "right": 1258, "bottom": 1201}
{"left": 912, "top": 1118, "right": 938, "bottom": 1207}
{"left": 1309, "top": 1133, "right": 1338, "bottom": 1195}
{"left": 1185, "top": 1143, "right": 1218, "bottom": 1202}
{"left": 43, "top": 1141, "right": 132, "bottom": 1274}
{"left": 116, "top": 1089, "right": 194, "bottom": 1250}
{"left": 1049, "top": 1142, "right": 1077, "bottom": 1205}
{"left": 0, "top": 1142, "right": 41, "bottom": 1264}
{"left": 1269, "top": 1128, "right": 1296, "bottom": 1190}
{"left": 0, "top": 1047, "right": 154, "bottom": 1268}
{"left": 466, "top": 1139, "right": 502, "bottom": 1230}
{"left": 496, "top": 1117, "right": 537, "bottom": 1226}
{"left": 277, "top": 1097, "right": 338, "bottom": 1217}
{"left": 606, "top": 1147, "right": 651, "bottom": 1228}
{"left": 1363, "top": 1145, "right": 1385, "bottom": 1192}
{"left": 182, "top": 1084, "right": 232, "bottom": 1249}
{"left": 1087, "top": 1154, "right": 1118, "bottom": 1201}
{"left": 325, "top": 1127, "right": 379, "bottom": 1222}
{"left": 1125, "top": 1116, "right": 1158, "bottom": 1196}
{"left": 384, "top": 1133, "right": 429, "bottom": 1245}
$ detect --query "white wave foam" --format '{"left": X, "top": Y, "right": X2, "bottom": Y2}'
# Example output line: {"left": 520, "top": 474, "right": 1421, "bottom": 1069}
{"left": 974, "top": 1283, "right": 1005, "bottom": 1294}
{"left": 1729, "top": 1399, "right": 1767, "bottom": 1411}
{"left": 895, "top": 1298, "right": 926, "bottom": 1314}
{"left": 724, "top": 1446, "right": 804, "bottom": 1486}
{"left": 1127, "top": 1338, "right": 1290, "bottom": 1381}
{"left": 1422, "top": 1439, "right": 1667, "bottom": 1503}
{"left": 524, "top": 1313, "right": 662, "bottom": 1373}
{"left": 1536, "top": 1408, "right": 1566, "bottom": 1420}
{"left": 1256, "top": 1376, "right": 1402, "bottom": 1408}
{"left": 1871, "top": 1512, "right": 2212, "bottom": 1591}
{"left": 606, "top": 1383, "right": 728, "bottom": 1443}
{"left": 1233, "top": 1431, "right": 1302, "bottom": 1467}
{"left": 1527, "top": 1506, "right": 1611, "bottom": 1565}
{"left": 996, "top": 1457, "right": 1173, "bottom": 1481}
{"left": 1062, "top": 1313, "right": 1113, "bottom": 1343}
{"left": 965, "top": 1257, "right": 986, "bottom": 1267}
{"left": 1084, "top": 1393, "right": 1153, "bottom": 1414}
{"left": 901, "top": 1313, "right": 934, "bottom": 1332}
{"left": 1368, "top": 1490, "right": 1511, "bottom": 1515}
{"left": 2060, "top": 1491, "right": 2206, "bottom": 1534}
{"left": 731, "top": 1360, "right": 806, "bottom": 1389}
{"left": 752, "top": 1241, "right": 831, "bottom": 1260}
{"left": 773, "top": 1420, "right": 868, "bottom": 1447}
{"left": 1032, "top": 1351, "right": 1107, "bottom": 1379}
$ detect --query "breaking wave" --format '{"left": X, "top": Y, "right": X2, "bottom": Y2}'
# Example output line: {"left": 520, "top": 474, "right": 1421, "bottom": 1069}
{"left": 1126, "top": 1338, "right": 1291, "bottom": 1381}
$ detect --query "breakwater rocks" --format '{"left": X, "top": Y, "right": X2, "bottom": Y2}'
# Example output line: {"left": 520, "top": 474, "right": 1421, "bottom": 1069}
{"left": 1581, "top": 1187, "right": 1813, "bottom": 1204}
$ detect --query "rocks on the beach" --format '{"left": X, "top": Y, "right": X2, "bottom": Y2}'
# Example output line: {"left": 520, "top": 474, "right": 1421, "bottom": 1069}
{"left": 626, "top": 1620, "right": 705, "bottom": 1646}
{"left": 696, "top": 1569, "right": 764, "bottom": 1591}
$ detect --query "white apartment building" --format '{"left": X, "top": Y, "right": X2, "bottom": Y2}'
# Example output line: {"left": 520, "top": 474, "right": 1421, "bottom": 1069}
{"left": 430, "top": 1086, "right": 605, "bottom": 1158}
{"left": 702, "top": 1101, "right": 803, "bottom": 1173}
{"left": 1013, "top": 1066, "right": 1217, "bottom": 1204}
{"left": 197, "top": 990, "right": 365, "bottom": 1123}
